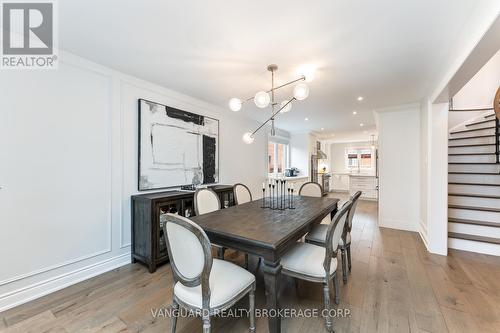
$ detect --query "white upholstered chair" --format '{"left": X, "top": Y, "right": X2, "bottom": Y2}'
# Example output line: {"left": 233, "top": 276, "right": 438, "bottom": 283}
{"left": 163, "top": 214, "right": 256, "bottom": 333}
{"left": 233, "top": 183, "right": 252, "bottom": 205}
{"left": 194, "top": 188, "right": 225, "bottom": 259}
{"left": 233, "top": 183, "right": 253, "bottom": 268}
{"left": 299, "top": 182, "right": 330, "bottom": 225}
{"left": 281, "top": 201, "right": 352, "bottom": 332}
{"left": 305, "top": 191, "right": 362, "bottom": 283}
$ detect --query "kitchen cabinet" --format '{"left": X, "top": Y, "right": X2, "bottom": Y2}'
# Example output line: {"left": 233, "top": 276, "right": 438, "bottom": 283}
{"left": 349, "top": 176, "right": 378, "bottom": 200}
{"left": 331, "top": 174, "right": 350, "bottom": 191}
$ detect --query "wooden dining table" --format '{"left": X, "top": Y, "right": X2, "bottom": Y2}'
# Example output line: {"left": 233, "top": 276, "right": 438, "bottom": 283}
{"left": 190, "top": 195, "right": 339, "bottom": 333}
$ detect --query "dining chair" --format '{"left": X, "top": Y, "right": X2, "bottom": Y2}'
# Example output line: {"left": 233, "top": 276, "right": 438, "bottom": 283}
{"left": 299, "top": 181, "right": 330, "bottom": 225}
{"left": 298, "top": 181, "right": 323, "bottom": 197}
{"left": 281, "top": 201, "right": 352, "bottom": 332}
{"left": 193, "top": 188, "right": 225, "bottom": 259}
{"left": 305, "top": 191, "right": 362, "bottom": 283}
{"left": 233, "top": 183, "right": 252, "bottom": 205}
{"left": 233, "top": 183, "right": 253, "bottom": 268}
{"left": 163, "top": 213, "right": 256, "bottom": 333}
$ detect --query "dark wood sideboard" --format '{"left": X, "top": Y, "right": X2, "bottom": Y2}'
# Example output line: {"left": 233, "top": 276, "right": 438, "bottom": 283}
{"left": 131, "top": 185, "right": 235, "bottom": 273}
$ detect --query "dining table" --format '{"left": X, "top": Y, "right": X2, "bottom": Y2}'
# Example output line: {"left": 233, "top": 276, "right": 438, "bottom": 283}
{"left": 190, "top": 195, "right": 339, "bottom": 333}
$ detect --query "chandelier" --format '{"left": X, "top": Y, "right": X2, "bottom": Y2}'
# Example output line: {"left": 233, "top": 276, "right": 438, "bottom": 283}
{"left": 228, "top": 64, "right": 313, "bottom": 144}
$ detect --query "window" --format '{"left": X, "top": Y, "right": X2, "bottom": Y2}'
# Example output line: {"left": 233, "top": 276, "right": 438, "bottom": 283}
{"left": 268, "top": 141, "right": 289, "bottom": 176}
{"left": 346, "top": 148, "right": 373, "bottom": 170}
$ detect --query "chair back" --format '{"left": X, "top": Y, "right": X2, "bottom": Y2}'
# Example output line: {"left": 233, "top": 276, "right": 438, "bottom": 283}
{"left": 298, "top": 182, "right": 323, "bottom": 197}
{"left": 323, "top": 201, "right": 352, "bottom": 273}
{"left": 194, "top": 188, "right": 221, "bottom": 215}
{"left": 163, "top": 214, "right": 212, "bottom": 289}
{"left": 233, "top": 183, "right": 252, "bottom": 205}
{"left": 346, "top": 191, "right": 362, "bottom": 231}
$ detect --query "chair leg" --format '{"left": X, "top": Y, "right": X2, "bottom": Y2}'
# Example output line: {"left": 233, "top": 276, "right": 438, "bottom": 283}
{"left": 217, "top": 247, "right": 225, "bottom": 259}
{"left": 323, "top": 281, "right": 333, "bottom": 332}
{"left": 249, "top": 285, "right": 256, "bottom": 333}
{"left": 245, "top": 253, "right": 249, "bottom": 269}
{"left": 341, "top": 248, "right": 348, "bottom": 284}
{"left": 347, "top": 244, "right": 352, "bottom": 272}
{"left": 171, "top": 299, "right": 179, "bottom": 333}
{"left": 202, "top": 315, "right": 211, "bottom": 333}
{"left": 333, "top": 272, "right": 340, "bottom": 305}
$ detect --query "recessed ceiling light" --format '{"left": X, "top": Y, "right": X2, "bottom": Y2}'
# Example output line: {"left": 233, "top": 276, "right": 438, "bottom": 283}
{"left": 352, "top": 111, "right": 357, "bottom": 115}
{"left": 360, "top": 123, "right": 364, "bottom": 127}
{"left": 321, "top": 127, "right": 324, "bottom": 130}
{"left": 305, "top": 117, "right": 309, "bottom": 121}
{"left": 357, "top": 96, "right": 364, "bottom": 101}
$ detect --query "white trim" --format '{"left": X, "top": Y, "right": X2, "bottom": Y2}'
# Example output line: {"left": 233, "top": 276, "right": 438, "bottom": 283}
{"left": 0, "top": 253, "right": 130, "bottom": 312}
{"left": 378, "top": 218, "right": 419, "bottom": 232}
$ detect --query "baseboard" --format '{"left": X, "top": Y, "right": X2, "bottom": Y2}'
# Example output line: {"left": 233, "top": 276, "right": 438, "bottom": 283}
{"left": 378, "top": 217, "right": 418, "bottom": 232}
{"left": 0, "top": 253, "right": 131, "bottom": 312}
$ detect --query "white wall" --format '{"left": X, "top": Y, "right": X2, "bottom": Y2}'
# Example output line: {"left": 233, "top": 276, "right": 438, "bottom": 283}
{"left": 426, "top": 103, "right": 449, "bottom": 255}
{"left": 0, "top": 51, "right": 266, "bottom": 311}
{"left": 329, "top": 141, "right": 376, "bottom": 174}
{"left": 375, "top": 104, "right": 420, "bottom": 232}
{"left": 289, "top": 133, "right": 310, "bottom": 177}
{"left": 452, "top": 49, "right": 500, "bottom": 109}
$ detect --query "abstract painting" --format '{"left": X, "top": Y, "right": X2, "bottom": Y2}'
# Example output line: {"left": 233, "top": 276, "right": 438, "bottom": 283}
{"left": 138, "top": 99, "right": 219, "bottom": 191}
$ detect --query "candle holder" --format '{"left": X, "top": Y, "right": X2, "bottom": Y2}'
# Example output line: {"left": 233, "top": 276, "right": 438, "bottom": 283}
{"left": 261, "top": 188, "right": 268, "bottom": 208}
{"left": 260, "top": 178, "right": 294, "bottom": 211}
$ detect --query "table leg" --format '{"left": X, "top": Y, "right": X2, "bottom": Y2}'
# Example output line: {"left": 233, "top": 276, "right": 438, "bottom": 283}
{"left": 263, "top": 259, "right": 282, "bottom": 333}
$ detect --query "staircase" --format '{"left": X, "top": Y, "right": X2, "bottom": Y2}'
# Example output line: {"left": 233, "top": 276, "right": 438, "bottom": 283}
{"left": 448, "top": 93, "right": 500, "bottom": 255}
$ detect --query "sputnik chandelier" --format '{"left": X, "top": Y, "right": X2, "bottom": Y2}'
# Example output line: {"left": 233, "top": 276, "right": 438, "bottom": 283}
{"left": 228, "top": 64, "right": 314, "bottom": 144}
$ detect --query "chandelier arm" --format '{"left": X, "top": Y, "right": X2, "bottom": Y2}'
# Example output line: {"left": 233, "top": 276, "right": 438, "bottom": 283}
{"left": 241, "top": 76, "right": 306, "bottom": 102}
{"left": 251, "top": 97, "right": 296, "bottom": 136}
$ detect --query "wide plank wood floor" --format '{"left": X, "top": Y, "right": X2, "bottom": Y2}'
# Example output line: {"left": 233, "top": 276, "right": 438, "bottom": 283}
{"left": 2, "top": 192, "right": 500, "bottom": 332}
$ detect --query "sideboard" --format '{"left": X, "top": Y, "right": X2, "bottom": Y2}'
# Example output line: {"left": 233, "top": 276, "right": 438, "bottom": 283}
{"left": 131, "top": 185, "right": 235, "bottom": 273}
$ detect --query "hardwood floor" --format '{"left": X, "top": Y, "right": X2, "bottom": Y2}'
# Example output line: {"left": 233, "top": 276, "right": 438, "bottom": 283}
{"left": 2, "top": 192, "right": 500, "bottom": 332}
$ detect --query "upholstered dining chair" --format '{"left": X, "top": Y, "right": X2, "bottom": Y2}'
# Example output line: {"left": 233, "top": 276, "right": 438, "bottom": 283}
{"left": 299, "top": 181, "right": 330, "bottom": 225}
{"left": 233, "top": 183, "right": 253, "bottom": 268}
{"left": 281, "top": 201, "right": 352, "bottom": 333}
{"left": 305, "top": 191, "right": 362, "bottom": 283}
{"left": 233, "top": 183, "right": 252, "bottom": 205}
{"left": 193, "top": 188, "right": 225, "bottom": 259}
{"left": 163, "top": 213, "right": 256, "bottom": 333}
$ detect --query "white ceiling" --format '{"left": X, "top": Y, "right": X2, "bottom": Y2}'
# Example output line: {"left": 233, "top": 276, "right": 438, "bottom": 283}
{"left": 59, "top": 0, "right": 498, "bottom": 134}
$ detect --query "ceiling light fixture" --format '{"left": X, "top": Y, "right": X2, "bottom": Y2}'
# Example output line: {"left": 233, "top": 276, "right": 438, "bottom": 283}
{"left": 305, "top": 117, "right": 309, "bottom": 121}
{"left": 352, "top": 111, "right": 357, "bottom": 115}
{"left": 360, "top": 123, "right": 364, "bottom": 127}
{"left": 230, "top": 64, "right": 313, "bottom": 144}
{"left": 357, "top": 96, "right": 364, "bottom": 101}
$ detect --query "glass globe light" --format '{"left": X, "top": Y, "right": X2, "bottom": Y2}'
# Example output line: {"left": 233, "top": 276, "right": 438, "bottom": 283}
{"left": 254, "top": 91, "right": 270, "bottom": 108}
{"left": 293, "top": 83, "right": 309, "bottom": 101}
{"left": 280, "top": 100, "right": 292, "bottom": 113}
{"left": 228, "top": 98, "right": 242, "bottom": 112}
{"left": 242, "top": 132, "right": 255, "bottom": 144}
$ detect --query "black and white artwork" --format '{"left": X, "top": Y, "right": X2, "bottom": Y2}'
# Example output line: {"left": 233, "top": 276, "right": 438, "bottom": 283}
{"left": 138, "top": 99, "right": 219, "bottom": 191}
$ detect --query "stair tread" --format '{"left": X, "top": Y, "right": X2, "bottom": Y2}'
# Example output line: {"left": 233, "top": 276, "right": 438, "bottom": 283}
{"left": 449, "top": 204, "right": 500, "bottom": 212}
{"left": 448, "top": 107, "right": 494, "bottom": 112}
{"left": 448, "top": 162, "right": 499, "bottom": 165}
{"left": 448, "top": 143, "right": 496, "bottom": 148}
{"left": 466, "top": 119, "right": 495, "bottom": 127}
{"left": 449, "top": 192, "right": 500, "bottom": 199}
{"left": 449, "top": 181, "right": 500, "bottom": 187}
{"left": 449, "top": 217, "right": 500, "bottom": 227}
{"left": 449, "top": 134, "right": 497, "bottom": 141}
{"left": 448, "top": 152, "right": 494, "bottom": 156}
{"left": 450, "top": 126, "right": 495, "bottom": 135}
{"left": 448, "top": 232, "right": 500, "bottom": 245}
{"left": 448, "top": 171, "right": 500, "bottom": 175}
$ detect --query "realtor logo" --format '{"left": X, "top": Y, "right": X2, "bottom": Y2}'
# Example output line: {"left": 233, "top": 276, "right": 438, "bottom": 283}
{"left": 1, "top": 0, "right": 57, "bottom": 69}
